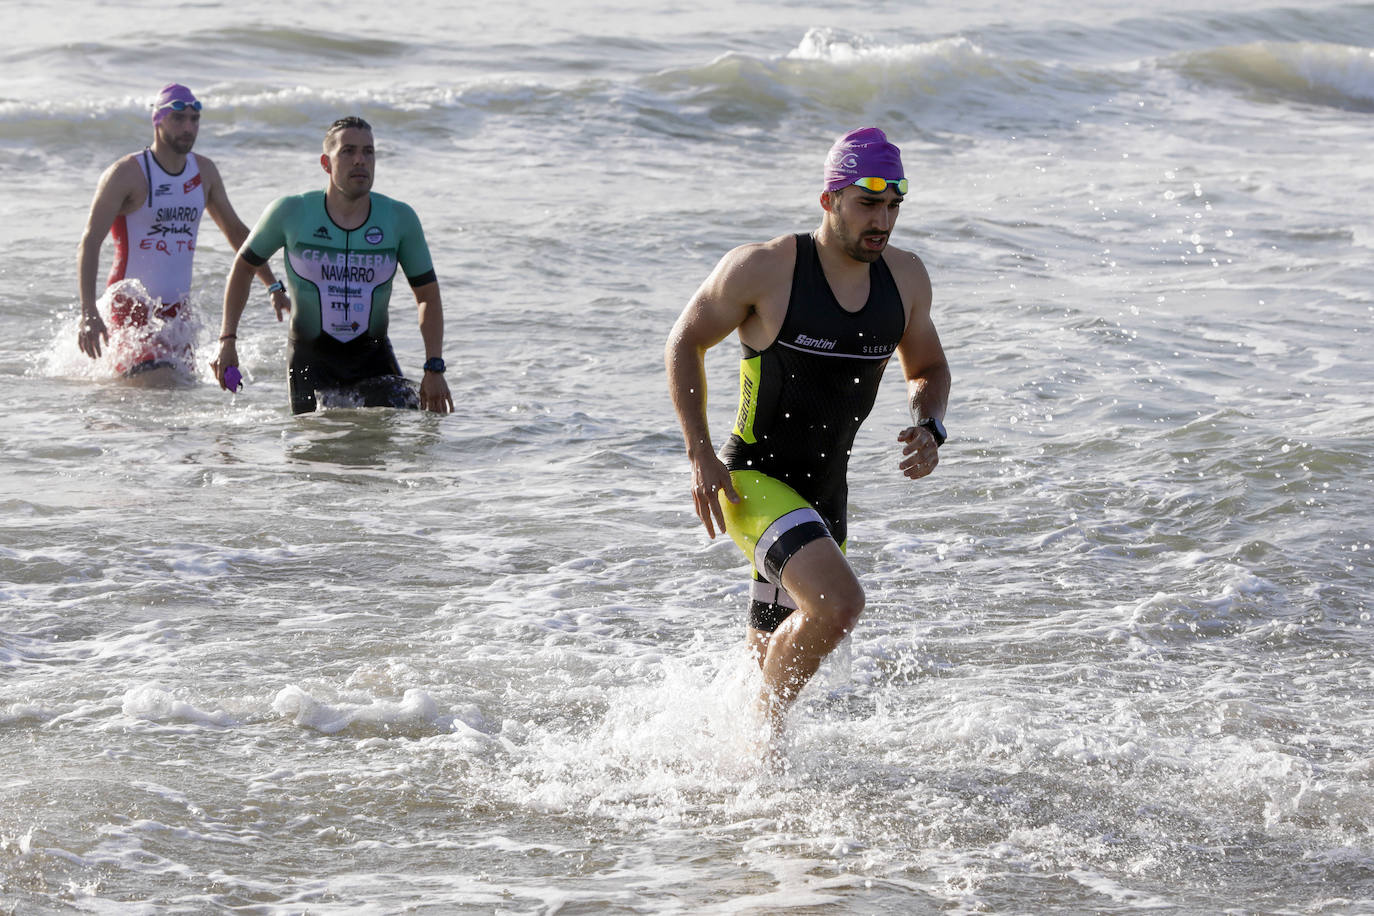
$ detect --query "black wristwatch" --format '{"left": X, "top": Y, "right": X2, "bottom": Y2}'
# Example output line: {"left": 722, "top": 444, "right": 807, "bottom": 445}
{"left": 918, "top": 417, "right": 947, "bottom": 447}
{"left": 423, "top": 356, "right": 446, "bottom": 374}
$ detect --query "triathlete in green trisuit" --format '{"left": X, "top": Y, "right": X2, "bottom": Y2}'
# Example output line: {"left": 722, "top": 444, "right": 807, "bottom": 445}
{"left": 213, "top": 117, "right": 453, "bottom": 414}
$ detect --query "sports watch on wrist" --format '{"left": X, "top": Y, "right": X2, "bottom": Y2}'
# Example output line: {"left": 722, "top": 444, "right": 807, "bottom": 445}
{"left": 267, "top": 280, "right": 285, "bottom": 295}
{"left": 918, "top": 417, "right": 947, "bottom": 447}
{"left": 423, "top": 356, "right": 446, "bottom": 374}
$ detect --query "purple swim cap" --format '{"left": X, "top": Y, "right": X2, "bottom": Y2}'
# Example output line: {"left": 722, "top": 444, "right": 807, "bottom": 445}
{"left": 823, "top": 127, "right": 904, "bottom": 191}
{"left": 151, "top": 83, "right": 199, "bottom": 126}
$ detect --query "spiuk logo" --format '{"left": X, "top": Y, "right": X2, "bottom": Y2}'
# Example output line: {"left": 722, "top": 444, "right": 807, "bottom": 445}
{"left": 155, "top": 183, "right": 172, "bottom": 196}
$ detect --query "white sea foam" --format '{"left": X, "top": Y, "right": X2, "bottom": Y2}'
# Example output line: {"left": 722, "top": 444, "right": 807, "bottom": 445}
{"left": 36, "top": 279, "right": 203, "bottom": 384}
{"left": 0, "top": 703, "right": 52, "bottom": 726}
{"left": 121, "top": 685, "right": 237, "bottom": 727}
{"left": 270, "top": 685, "right": 450, "bottom": 736}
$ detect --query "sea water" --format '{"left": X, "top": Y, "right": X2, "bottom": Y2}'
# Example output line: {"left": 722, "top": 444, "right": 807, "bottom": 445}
{"left": 2, "top": 0, "right": 1373, "bottom": 912}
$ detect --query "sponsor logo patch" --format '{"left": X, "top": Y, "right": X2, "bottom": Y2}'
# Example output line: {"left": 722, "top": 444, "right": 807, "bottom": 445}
{"left": 794, "top": 333, "right": 838, "bottom": 351}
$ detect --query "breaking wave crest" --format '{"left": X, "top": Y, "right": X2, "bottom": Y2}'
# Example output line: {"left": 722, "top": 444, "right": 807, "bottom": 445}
{"left": 1174, "top": 40, "right": 1374, "bottom": 110}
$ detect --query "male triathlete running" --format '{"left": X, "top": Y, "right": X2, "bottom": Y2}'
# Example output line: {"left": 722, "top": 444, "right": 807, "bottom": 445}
{"left": 76, "top": 83, "right": 289, "bottom": 377}
{"left": 213, "top": 116, "right": 453, "bottom": 414}
{"left": 665, "top": 127, "right": 951, "bottom": 743}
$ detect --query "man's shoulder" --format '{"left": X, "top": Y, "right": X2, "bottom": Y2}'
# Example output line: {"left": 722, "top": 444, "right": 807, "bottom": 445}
{"left": 370, "top": 192, "right": 421, "bottom": 223}
{"left": 881, "top": 244, "right": 932, "bottom": 308}
{"left": 189, "top": 150, "right": 222, "bottom": 177}
{"left": 266, "top": 189, "right": 322, "bottom": 216}
{"left": 248, "top": 192, "right": 318, "bottom": 244}
{"left": 95, "top": 153, "right": 152, "bottom": 207}
{"left": 103, "top": 151, "right": 147, "bottom": 182}
{"left": 186, "top": 152, "right": 222, "bottom": 193}
{"left": 722, "top": 232, "right": 798, "bottom": 275}
{"left": 882, "top": 244, "right": 930, "bottom": 282}
{"left": 704, "top": 233, "right": 798, "bottom": 309}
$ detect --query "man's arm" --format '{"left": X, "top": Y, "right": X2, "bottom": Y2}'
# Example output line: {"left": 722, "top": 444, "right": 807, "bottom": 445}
{"left": 211, "top": 253, "right": 258, "bottom": 389}
{"left": 890, "top": 250, "right": 951, "bottom": 481}
{"left": 390, "top": 204, "right": 450, "bottom": 413}
{"left": 412, "top": 279, "right": 453, "bottom": 414}
{"left": 200, "top": 155, "right": 290, "bottom": 321}
{"left": 664, "top": 243, "right": 778, "bottom": 537}
{"left": 76, "top": 157, "right": 143, "bottom": 358}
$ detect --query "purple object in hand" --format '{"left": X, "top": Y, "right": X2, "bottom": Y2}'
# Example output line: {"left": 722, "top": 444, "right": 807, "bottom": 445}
{"left": 224, "top": 366, "right": 242, "bottom": 392}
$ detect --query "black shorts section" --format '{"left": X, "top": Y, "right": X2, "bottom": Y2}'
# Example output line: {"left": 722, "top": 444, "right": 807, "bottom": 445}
{"left": 287, "top": 334, "right": 405, "bottom": 414}
{"left": 761, "top": 519, "right": 831, "bottom": 585}
{"left": 749, "top": 599, "right": 796, "bottom": 633}
{"left": 313, "top": 375, "right": 419, "bottom": 411}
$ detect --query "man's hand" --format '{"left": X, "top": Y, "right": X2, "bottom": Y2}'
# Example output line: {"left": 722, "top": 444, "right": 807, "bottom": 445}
{"left": 271, "top": 288, "right": 291, "bottom": 322}
{"left": 419, "top": 371, "right": 453, "bottom": 414}
{"left": 78, "top": 313, "right": 108, "bottom": 359}
{"left": 211, "top": 340, "right": 239, "bottom": 390}
{"left": 897, "top": 425, "right": 940, "bottom": 480}
{"left": 691, "top": 452, "right": 739, "bottom": 539}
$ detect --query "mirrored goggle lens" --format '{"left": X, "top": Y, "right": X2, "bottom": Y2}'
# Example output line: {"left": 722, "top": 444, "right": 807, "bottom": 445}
{"left": 159, "top": 100, "right": 202, "bottom": 112}
{"left": 851, "top": 176, "right": 908, "bottom": 194}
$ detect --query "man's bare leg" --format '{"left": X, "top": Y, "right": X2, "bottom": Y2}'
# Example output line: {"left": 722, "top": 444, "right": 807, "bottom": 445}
{"left": 750, "top": 538, "right": 864, "bottom": 740}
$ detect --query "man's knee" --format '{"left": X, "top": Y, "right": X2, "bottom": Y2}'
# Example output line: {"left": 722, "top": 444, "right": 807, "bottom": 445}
{"left": 747, "top": 573, "right": 865, "bottom": 632}
{"left": 780, "top": 539, "right": 864, "bottom": 635}
{"left": 816, "top": 581, "right": 864, "bottom": 640}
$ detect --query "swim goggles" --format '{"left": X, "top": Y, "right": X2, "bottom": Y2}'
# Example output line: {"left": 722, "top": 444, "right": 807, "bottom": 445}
{"left": 156, "top": 99, "right": 202, "bottom": 112}
{"left": 849, "top": 176, "right": 908, "bottom": 194}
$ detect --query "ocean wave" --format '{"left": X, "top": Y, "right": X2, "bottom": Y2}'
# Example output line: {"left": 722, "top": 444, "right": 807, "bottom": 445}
{"left": 645, "top": 29, "right": 1023, "bottom": 118}
{"left": 0, "top": 28, "right": 1076, "bottom": 139}
{"left": 3, "top": 25, "right": 408, "bottom": 75}
{"left": 635, "top": 27, "right": 1152, "bottom": 134}
{"left": 0, "top": 79, "right": 585, "bottom": 144}
{"left": 215, "top": 25, "right": 411, "bottom": 61}
{"left": 0, "top": 26, "right": 1154, "bottom": 141}
{"left": 1172, "top": 40, "right": 1374, "bottom": 111}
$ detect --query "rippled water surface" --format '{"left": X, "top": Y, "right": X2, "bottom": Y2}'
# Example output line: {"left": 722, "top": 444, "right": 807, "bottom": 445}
{"left": 3, "top": 1, "right": 1373, "bottom": 912}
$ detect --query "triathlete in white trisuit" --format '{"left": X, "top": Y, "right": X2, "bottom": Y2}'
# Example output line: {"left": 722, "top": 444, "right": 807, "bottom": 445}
{"left": 76, "top": 83, "right": 289, "bottom": 376}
